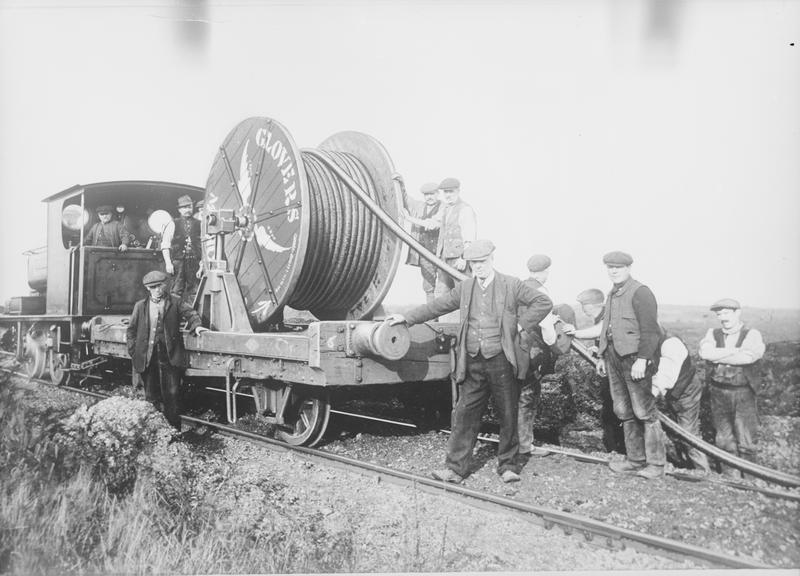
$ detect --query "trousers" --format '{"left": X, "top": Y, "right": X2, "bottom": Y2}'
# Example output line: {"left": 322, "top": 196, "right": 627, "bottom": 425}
{"left": 606, "top": 349, "right": 666, "bottom": 466}
{"left": 172, "top": 258, "right": 200, "bottom": 304}
{"left": 446, "top": 352, "right": 521, "bottom": 477}
{"left": 141, "top": 342, "right": 182, "bottom": 429}
{"left": 666, "top": 370, "right": 710, "bottom": 472}
{"left": 710, "top": 383, "right": 758, "bottom": 462}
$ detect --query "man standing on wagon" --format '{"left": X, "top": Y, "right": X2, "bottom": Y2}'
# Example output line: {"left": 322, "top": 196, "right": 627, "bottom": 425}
{"left": 126, "top": 270, "right": 207, "bottom": 429}
{"left": 85, "top": 205, "right": 131, "bottom": 251}
{"left": 160, "top": 195, "right": 202, "bottom": 303}
{"left": 388, "top": 239, "right": 553, "bottom": 484}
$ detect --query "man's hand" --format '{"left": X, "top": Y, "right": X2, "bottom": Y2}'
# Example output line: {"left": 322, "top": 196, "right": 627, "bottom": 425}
{"left": 561, "top": 322, "right": 576, "bottom": 335}
{"left": 195, "top": 267, "right": 203, "bottom": 279}
{"left": 118, "top": 244, "right": 128, "bottom": 252}
{"left": 651, "top": 384, "right": 664, "bottom": 399}
{"left": 192, "top": 326, "right": 209, "bottom": 336}
{"left": 631, "top": 358, "right": 648, "bottom": 380}
{"left": 386, "top": 314, "right": 407, "bottom": 326}
{"left": 454, "top": 258, "right": 467, "bottom": 271}
{"left": 165, "top": 262, "right": 174, "bottom": 275}
{"left": 596, "top": 358, "right": 607, "bottom": 377}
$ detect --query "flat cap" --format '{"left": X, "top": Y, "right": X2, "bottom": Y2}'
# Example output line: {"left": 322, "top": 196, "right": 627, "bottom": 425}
{"left": 603, "top": 251, "right": 633, "bottom": 266}
{"left": 710, "top": 298, "right": 740, "bottom": 311}
{"left": 420, "top": 182, "right": 439, "bottom": 194}
{"left": 526, "top": 254, "right": 551, "bottom": 272}
{"left": 576, "top": 288, "right": 605, "bottom": 305}
{"left": 142, "top": 270, "right": 168, "bottom": 286}
{"left": 463, "top": 238, "right": 495, "bottom": 261}
{"left": 177, "top": 194, "right": 194, "bottom": 207}
{"left": 95, "top": 204, "right": 113, "bottom": 213}
{"left": 439, "top": 177, "right": 460, "bottom": 190}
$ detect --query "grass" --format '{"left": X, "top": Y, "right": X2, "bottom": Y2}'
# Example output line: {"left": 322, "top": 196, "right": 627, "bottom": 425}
{"left": 0, "top": 376, "right": 361, "bottom": 575}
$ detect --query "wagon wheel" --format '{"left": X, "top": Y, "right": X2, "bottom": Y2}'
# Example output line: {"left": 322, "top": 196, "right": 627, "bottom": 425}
{"left": 48, "top": 351, "right": 71, "bottom": 386}
{"left": 277, "top": 389, "right": 331, "bottom": 447}
{"left": 22, "top": 327, "right": 47, "bottom": 379}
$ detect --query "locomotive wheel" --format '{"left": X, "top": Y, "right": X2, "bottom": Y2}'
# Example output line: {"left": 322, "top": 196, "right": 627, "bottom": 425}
{"left": 48, "top": 351, "right": 71, "bottom": 386}
{"left": 22, "top": 329, "right": 47, "bottom": 379}
{"left": 277, "top": 390, "right": 331, "bottom": 447}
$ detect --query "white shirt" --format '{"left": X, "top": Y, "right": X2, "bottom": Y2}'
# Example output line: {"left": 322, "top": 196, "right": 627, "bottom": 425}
{"left": 698, "top": 324, "right": 765, "bottom": 364}
{"left": 652, "top": 336, "right": 689, "bottom": 394}
{"left": 534, "top": 283, "right": 558, "bottom": 346}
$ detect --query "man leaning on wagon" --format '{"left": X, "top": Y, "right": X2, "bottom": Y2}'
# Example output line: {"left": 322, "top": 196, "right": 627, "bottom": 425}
{"left": 388, "top": 239, "right": 553, "bottom": 484}
{"left": 126, "top": 270, "right": 207, "bottom": 430}
{"left": 85, "top": 205, "right": 131, "bottom": 251}
{"left": 597, "top": 251, "right": 666, "bottom": 480}
{"left": 699, "top": 298, "right": 765, "bottom": 476}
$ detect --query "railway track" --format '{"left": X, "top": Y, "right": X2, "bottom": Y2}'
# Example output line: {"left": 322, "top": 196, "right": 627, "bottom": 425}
{"left": 3, "top": 365, "right": 798, "bottom": 505}
{"left": 0, "top": 367, "right": 776, "bottom": 569}
{"left": 179, "top": 414, "right": 768, "bottom": 570}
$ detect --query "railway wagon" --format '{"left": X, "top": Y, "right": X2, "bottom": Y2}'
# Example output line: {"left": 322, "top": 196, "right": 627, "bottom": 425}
{"left": 1, "top": 117, "right": 460, "bottom": 446}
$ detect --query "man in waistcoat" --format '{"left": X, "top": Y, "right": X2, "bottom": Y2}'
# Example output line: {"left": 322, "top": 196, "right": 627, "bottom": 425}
{"left": 161, "top": 195, "right": 202, "bottom": 303}
{"left": 126, "top": 270, "right": 207, "bottom": 429}
{"left": 651, "top": 328, "right": 710, "bottom": 474}
{"left": 596, "top": 251, "right": 666, "bottom": 479}
{"left": 433, "top": 177, "right": 477, "bottom": 322}
{"left": 402, "top": 182, "right": 444, "bottom": 304}
{"left": 517, "top": 254, "right": 559, "bottom": 458}
{"left": 388, "top": 239, "right": 553, "bottom": 484}
{"left": 699, "top": 298, "right": 765, "bottom": 474}
{"left": 85, "top": 205, "right": 131, "bottom": 251}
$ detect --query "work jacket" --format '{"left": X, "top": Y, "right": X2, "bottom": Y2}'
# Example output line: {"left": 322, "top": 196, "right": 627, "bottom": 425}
{"left": 404, "top": 272, "right": 553, "bottom": 383}
{"left": 126, "top": 295, "right": 201, "bottom": 373}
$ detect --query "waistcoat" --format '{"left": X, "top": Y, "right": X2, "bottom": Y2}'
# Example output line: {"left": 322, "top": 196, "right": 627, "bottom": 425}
{"left": 653, "top": 330, "right": 696, "bottom": 399}
{"left": 171, "top": 217, "right": 202, "bottom": 260}
{"left": 599, "top": 277, "right": 644, "bottom": 357}
{"left": 709, "top": 326, "right": 762, "bottom": 390}
{"left": 465, "top": 280, "right": 502, "bottom": 358}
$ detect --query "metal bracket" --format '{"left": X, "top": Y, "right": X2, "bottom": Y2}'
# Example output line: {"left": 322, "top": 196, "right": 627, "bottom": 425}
{"left": 224, "top": 358, "right": 243, "bottom": 423}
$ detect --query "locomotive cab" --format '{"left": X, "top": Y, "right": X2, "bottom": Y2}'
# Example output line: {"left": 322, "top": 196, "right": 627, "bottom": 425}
{"left": 42, "top": 181, "right": 205, "bottom": 316}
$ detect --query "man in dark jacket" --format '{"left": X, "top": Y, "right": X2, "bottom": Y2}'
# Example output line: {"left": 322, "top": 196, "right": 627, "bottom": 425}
{"left": 389, "top": 239, "right": 553, "bottom": 484}
{"left": 85, "top": 205, "right": 131, "bottom": 251}
{"left": 126, "top": 270, "right": 206, "bottom": 429}
{"left": 597, "top": 251, "right": 666, "bottom": 479}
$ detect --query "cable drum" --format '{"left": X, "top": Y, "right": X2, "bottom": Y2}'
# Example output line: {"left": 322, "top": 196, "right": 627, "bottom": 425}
{"left": 204, "top": 117, "right": 401, "bottom": 330}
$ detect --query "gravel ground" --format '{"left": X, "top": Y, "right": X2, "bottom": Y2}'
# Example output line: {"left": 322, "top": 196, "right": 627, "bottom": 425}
{"left": 319, "top": 420, "right": 800, "bottom": 569}
{"left": 185, "top": 431, "right": 704, "bottom": 572}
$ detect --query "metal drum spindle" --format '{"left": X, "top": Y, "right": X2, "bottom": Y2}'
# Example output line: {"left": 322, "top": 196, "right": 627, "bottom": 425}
{"left": 204, "top": 117, "right": 401, "bottom": 330}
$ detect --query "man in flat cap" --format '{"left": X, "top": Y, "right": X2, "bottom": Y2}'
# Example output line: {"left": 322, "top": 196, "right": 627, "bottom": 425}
{"left": 388, "top": 239, "right": 553, "bottom": 484}
{"left": 699, "top": 299, "right": 765, "bottom": 475}
{"left": 126, "top": 270, "right": 207, "bottom": 429}
{"left": 401, "top": 182, "right": 444, "bottom": 304}
{"left": 596, "top": 251, "right": 666, "bottom": 479}
{"left": 433, "top": 177, "right": 477, "bottom": 322}
{"left": 160, "top": 195, "right": 202, "bottom": 304}
{"left": 562, "top": 288, "right": 626, "bottom": 454}
{"left": 85, "top": 205, "right": 131, "bottom": 251}
{"left": 516, "top": 254, "right": 560, "bottom": 458}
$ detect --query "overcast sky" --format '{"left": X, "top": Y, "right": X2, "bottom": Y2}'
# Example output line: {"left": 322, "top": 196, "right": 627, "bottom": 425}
{"left": 1, "top": 0, "right": 798, "bottom": 312}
